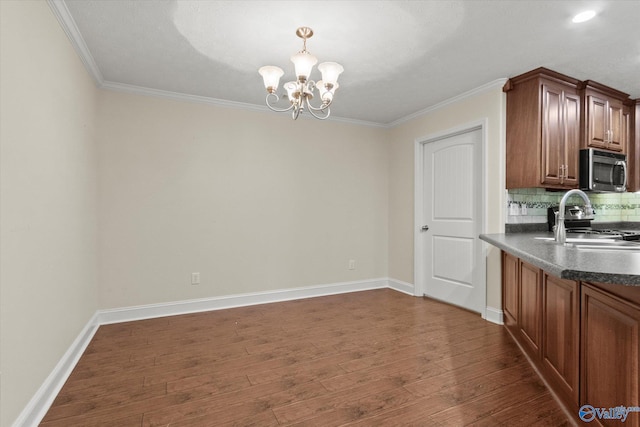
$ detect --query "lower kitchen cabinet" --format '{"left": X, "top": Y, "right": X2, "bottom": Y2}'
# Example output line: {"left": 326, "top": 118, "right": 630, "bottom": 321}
{"left": 519, "top": 261, "right": 542, "bottom": 358}
{"left": 501, "top": 253, "right": 543, "bottom": 359}
{"left": 581, "top": 283, "right": 640, "bottom": 427}
{"left": 501, "top": 251, "right": 640, "bottom": 425}
{"left": 542, "top": 273, "right": 579, "bottom": 406}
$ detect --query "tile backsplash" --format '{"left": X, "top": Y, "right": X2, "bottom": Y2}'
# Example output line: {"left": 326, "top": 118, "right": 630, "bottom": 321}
{"left": 507, "top": 188, "right": 640, "bottom": 224}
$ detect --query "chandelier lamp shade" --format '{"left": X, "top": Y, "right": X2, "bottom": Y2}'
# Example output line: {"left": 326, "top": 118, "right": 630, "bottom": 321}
{"left": 259, "top": 27, "right": 344, "bottom": 120}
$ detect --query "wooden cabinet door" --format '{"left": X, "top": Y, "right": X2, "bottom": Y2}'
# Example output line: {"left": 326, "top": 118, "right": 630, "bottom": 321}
{"left": 584, "top": 91, "right": 628, "bottom": 154}
{"left": 608, "top": 99, "right": 625, "bottom": 151}
{"left": 542, "top": 274, "right": 579, "bottom": 406}
{"left": 581, "top": 284, "right": 640, "bottom": 427}
{"left": 541, "top": 83, "right": 580, "bottom": 187}
{"left": 502, "top": 251, "right": 519, "bottom": 332}
{"left": 505, "top": 68, "right": 582, "bottom": 190}
{"left": 519, "top": 261, "right": 542, "bottom": 358}
{"left": 562, "top": 91, "right": 581, "bottom": 186}
{"left": 586, "top": 94, "right": 609, "bottom": 149}
{"left": 541, "top": 84, "right": 565, "bottom": 186}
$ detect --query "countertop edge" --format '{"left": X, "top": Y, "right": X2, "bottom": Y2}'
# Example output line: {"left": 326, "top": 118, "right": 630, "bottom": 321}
{"left": 480, "top": 234, "right": 565, "bottom": 277}
{"left": 480, "top": 233, "right": 640, "bottom": 286}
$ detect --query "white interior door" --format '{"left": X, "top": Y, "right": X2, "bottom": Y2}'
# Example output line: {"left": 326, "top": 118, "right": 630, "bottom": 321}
{"left": 419, "top": 128, "right": 484, "bottom": 314}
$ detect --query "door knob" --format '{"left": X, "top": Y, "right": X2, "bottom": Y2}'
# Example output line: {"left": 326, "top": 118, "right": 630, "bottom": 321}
{"left": 421, "top": 225, "right": 429, "bottom": 231}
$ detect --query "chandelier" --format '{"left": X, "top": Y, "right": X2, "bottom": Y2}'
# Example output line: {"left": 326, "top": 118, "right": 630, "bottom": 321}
{"left": 258, "top": 27, "right": 344, "bottom": 120}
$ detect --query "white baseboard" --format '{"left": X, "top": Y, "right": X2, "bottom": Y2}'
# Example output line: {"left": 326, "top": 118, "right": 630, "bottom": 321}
{"left": 484, "top": 306, "right": 504, "bottom": 325}
{"left": 12, "top": 312, "right": 100, "bottom": 427}
{"left": 15, "top": 277, "right": 422, "bottom": 426}
{"left": 97, "top": 278, "right": 390, "bottom": 325}
{"left": 387, "top": 278, "right": 415, "bottom": 295}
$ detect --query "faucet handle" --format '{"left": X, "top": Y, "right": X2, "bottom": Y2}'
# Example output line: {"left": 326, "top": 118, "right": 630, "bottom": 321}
{"left": 584, "top": 205, "right": 596, "bottom": 217}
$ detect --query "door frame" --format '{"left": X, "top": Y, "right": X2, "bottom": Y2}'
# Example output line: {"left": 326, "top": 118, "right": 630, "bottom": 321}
{"left": 414, "top": 119, "right": 488, "bottom": 318}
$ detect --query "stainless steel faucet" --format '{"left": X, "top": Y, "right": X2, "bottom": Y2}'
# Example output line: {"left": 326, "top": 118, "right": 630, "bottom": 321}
{"left": 555, "top": 189, "right": 594, "bottom": 244}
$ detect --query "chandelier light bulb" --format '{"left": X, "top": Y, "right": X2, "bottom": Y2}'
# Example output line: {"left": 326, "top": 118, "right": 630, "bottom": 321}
{"left": 284, "top": 81, "right": 299, "bottom": 103}
{"left": 291, "top": 51, "right": 318, "bottom": 82}
{"left": 317, "top": 80, "right": 339, "bottom": 103}
{"left": 258, "top": 66, "right": 284, "bottom": 93}
{"left": 318, "top": 62, "right": 344, "bottom": 88}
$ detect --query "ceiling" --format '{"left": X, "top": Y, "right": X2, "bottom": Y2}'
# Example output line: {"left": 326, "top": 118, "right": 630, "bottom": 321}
{"left": 52, "top": 0, "right": 640, "bottom": 126}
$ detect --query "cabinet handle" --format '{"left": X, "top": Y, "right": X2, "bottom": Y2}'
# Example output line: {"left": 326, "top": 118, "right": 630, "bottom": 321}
{"left": 559, "top": 164, "right": 566, "bottom": 184}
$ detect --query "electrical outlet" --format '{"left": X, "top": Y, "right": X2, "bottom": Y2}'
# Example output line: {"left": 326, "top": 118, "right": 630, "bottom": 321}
{"left": 348, "top": 259, "right": 356, "bottom": 270}
{"left": 191, "top": 272, "right": 200, "bottom": 285}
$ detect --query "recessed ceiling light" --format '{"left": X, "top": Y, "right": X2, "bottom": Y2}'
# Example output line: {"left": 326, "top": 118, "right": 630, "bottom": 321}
{"left": 572, "top": 10, "right": 596, "bottom": 23}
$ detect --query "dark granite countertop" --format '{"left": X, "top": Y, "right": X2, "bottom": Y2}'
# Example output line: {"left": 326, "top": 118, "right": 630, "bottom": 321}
{"left": 480, "top": 232, "right": 640, "bottom": 286}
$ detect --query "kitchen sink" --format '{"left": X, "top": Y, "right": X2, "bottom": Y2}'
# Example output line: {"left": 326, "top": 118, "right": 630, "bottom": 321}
{"left": 574, "top": 242, "right": 640, "bottom": 251}
{"left": 535, "top": 237, "right": 623, "bottom": 243}
{"left": 534, "top": 236, "right": 640, "bottom": 251}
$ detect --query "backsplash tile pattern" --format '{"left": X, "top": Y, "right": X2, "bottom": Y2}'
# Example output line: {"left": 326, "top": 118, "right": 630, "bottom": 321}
{"left": 507, "top": 188, "right": 640, "bottom": 224}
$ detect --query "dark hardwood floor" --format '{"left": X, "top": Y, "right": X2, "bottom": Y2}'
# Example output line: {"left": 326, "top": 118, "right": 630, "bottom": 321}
{"left": 40, "top": 289, "right": 571, "bottom": 426}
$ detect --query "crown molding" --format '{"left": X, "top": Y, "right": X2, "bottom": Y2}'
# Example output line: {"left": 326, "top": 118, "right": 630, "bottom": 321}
{"left": 100, "top": 81, "right": 387, "bottom": 128}
{"left": 386, "top": 78, "right": 509, "bottom": 128}
{"left": 47, "top": 0, "right": 104, "bottom": 85}
{"left": 101, "top": 80, "right": 273, "bottom": 114}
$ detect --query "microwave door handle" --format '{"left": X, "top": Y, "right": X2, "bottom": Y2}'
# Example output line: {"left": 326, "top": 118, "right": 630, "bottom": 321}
{"left": 615, "top": 160, "right": 627, "bottom": 190}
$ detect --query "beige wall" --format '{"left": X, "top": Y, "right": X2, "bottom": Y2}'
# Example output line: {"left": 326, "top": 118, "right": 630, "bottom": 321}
{"left": 96, "top": 91, "right": 389, "bottom": 309}
{"left": 0, "top": 1, "right": 99, "bottom": 425}
{"left": 387, "top": 87, "right": 506, "bottom": 310}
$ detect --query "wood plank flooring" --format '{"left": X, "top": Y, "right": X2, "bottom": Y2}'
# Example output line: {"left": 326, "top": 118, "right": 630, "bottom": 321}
{"left": 40, "top": 289, "right": 571, "bottom": 426}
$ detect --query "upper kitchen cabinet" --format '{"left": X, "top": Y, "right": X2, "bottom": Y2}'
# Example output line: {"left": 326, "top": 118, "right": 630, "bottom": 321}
{"left": 504, "top": 68, "right": 581, "bottom": 190}
{"left": 580, "top": 80, "right": 631, "bottom": 154}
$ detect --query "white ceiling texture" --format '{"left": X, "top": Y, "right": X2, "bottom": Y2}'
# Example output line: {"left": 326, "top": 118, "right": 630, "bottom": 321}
{"left": 51, "top": 0, "right": 640, "bottom": 127}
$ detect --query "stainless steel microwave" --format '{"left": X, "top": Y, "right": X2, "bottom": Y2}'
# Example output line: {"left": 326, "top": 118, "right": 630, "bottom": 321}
{"left": 579, "top": 148, "right": 627, "bottom": 192}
